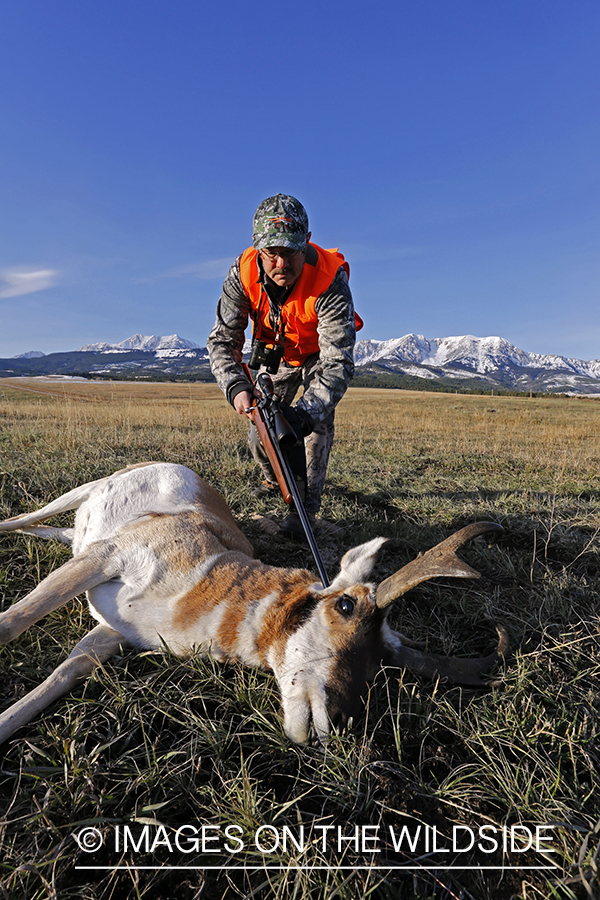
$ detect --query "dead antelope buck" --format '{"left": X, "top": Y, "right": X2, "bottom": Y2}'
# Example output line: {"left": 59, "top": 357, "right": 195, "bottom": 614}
{"left": 0, "top": 462, "right": 507, "bottom": 744}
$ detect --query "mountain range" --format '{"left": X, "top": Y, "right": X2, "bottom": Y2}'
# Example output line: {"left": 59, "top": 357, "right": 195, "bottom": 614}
{"left": 77, "top": 333, "right": 201, "bottom": 353}
{"left": 3, "top": 333, "right": 600, "bottom": 394}
{"left": 353, "top": 334, "right": 600, "bottom": 393}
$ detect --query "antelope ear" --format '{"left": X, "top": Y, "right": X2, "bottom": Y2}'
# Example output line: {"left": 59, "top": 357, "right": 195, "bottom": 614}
{"left": 328, "top": 538, "right": 388, "bottom": 591}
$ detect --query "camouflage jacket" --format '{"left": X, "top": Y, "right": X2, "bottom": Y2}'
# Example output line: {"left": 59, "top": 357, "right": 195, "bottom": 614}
{"left": 207, "top": 250, "right": 357, "bottom": 426}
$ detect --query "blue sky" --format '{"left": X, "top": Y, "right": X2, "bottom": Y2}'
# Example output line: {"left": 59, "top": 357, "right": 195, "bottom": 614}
{"left": 1, "top": 0, "right": 598, "bottom": 360}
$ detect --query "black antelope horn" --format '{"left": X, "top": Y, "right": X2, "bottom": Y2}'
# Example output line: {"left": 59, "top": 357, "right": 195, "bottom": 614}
{"left": 375, "top": 522, "right": 503, "bottom": 609}
{"left": 393, "top": 624, "right": 510, "bottom": 686}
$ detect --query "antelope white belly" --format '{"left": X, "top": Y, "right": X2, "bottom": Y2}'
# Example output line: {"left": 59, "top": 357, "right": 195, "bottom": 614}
{"left": 87, "top": 550, "right": 227, "bottom": 655}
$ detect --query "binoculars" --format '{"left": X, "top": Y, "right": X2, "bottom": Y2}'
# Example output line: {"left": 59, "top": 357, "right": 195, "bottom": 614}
{"left": 248, "top": 338, "right": 284, "bottom": 375}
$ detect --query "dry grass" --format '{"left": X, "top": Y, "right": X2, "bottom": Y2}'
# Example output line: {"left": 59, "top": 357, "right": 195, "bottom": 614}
{"left": 1, "top": 380, "right": 599, "bottom": 900}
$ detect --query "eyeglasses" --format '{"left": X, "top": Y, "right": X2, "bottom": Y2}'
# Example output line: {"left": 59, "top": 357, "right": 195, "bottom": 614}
{"left": 260, "top": 247, "right": 304, "bottom": 262}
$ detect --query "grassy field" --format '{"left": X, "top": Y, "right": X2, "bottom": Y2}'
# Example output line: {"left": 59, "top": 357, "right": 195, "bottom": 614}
{"left": 0, "top": 378, "right": 599, "bottom": 900}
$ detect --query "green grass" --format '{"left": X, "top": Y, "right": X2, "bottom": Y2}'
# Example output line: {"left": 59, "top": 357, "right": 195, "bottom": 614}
{"left": 0, "top": 382, "right": 599, "bottom": 899}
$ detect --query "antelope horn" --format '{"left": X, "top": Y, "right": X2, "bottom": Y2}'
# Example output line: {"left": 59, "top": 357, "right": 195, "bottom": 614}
{"left": 392, "top": 624, "right": 509, "bottom": 685}
{"left": 375, "top": 522, "right": 503, "bottom": 609}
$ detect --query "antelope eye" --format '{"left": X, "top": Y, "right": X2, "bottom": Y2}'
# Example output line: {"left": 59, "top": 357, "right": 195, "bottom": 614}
{"left": 336, "top": 595, "right": 355, "bottom": 616}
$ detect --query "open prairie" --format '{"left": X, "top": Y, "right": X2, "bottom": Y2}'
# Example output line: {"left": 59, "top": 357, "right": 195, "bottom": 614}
{"left": 0, "top": 380, "right": 599, "bottom": 900}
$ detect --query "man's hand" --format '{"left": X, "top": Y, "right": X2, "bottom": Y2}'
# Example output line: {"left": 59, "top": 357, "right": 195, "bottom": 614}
{"left": 233, "top": 390, "right": 256, "bottom": 419}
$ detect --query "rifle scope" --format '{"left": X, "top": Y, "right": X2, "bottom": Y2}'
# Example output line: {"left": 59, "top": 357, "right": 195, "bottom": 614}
{"left": 257, "top": 374, "right": 298, "bottom": 449}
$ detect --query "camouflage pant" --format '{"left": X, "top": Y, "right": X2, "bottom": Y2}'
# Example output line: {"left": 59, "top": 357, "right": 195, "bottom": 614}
{"left": 248, "top": 354, "right": 335, "bottom": 514}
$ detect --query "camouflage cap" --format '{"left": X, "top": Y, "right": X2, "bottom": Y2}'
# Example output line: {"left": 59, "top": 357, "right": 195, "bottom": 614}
{"left": 252, "top": 194, "right": 309, "bottom": 252}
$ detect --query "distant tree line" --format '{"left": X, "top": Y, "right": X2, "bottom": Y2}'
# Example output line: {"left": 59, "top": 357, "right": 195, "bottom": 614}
{"left": 351, "top": 371, "right": 569, "bottom": 398}
{"left": 5, "top": 367, "right": 579, "bottom": 399}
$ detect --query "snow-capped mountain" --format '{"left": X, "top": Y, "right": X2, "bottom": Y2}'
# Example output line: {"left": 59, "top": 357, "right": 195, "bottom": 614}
{"left": 4, "top": 332, "right": 600, "bottom": 394}
{"left": 0, "top": 334, "right": 210, "bottom": 380}
{"left": 353, "top": 334, "right": 600, "bottom": 392}
{"left": 78, "top": 334, "right": 200, "bottom": 352}
{"left": 12, "top": 350, "right": 46, "bottom": 359}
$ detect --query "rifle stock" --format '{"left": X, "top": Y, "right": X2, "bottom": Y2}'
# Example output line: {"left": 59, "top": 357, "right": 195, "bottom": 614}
{"left": 248, "top": 406, "right": 293, "bottom": 505}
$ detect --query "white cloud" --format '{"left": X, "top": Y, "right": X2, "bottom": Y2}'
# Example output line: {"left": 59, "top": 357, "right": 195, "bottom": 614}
{"left": 0, "top": 267, "right": 60, "bottom": 299}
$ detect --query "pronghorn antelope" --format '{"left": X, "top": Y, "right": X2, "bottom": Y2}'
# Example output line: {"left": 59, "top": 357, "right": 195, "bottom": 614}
{"left": 0, "top": 462, "right": 507, "bottom": 745}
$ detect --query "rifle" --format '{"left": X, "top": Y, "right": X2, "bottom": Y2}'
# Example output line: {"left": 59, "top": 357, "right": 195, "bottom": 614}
{"left": 246, "top": 370, "right": 330, "bottom": 587}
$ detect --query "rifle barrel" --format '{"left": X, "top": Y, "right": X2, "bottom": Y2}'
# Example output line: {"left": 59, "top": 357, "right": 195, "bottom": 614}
{"left": 248, "top": 370, "right": 330, "bottom": 586}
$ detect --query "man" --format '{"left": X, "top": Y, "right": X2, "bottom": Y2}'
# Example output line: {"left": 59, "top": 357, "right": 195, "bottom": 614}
{"left": 208, "top": 194, "right": 361, "bottom": 538}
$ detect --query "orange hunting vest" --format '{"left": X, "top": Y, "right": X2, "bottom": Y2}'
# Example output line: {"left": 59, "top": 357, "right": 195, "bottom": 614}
{"left": 239, "top": 243, "right": 363, "bottom": 367}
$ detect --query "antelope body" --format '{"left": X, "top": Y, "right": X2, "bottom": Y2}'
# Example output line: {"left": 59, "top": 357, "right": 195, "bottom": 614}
{"left": 0, "top": 463, "right": 507, "bottom": 744}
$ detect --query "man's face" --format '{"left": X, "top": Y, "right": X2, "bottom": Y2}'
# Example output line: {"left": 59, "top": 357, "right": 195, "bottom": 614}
{"left": 259, "top": 233, "right": 310, "bottom": 287}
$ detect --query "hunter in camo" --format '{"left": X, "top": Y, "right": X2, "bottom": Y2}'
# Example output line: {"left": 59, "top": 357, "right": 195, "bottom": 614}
{"left": 207, "top": 194, "right": 359, "bottom": 532}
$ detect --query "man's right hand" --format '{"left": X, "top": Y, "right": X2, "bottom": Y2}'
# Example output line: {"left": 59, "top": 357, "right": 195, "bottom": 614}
{"left": 233, "top": 390, "right": 256, "bottom": 419}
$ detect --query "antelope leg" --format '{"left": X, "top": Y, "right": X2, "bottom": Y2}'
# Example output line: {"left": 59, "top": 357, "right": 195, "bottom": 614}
{"left": 0, "top": 624, "right": 127, "bottom": 745}
{"left": 13, "top": 525, "right": 75, "bottom": 544}
{"left": 0, "top": 550, "right": 115, "bottom": 645}
{"left": 0, "top": 463, "right": 156, "bottom": 535}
